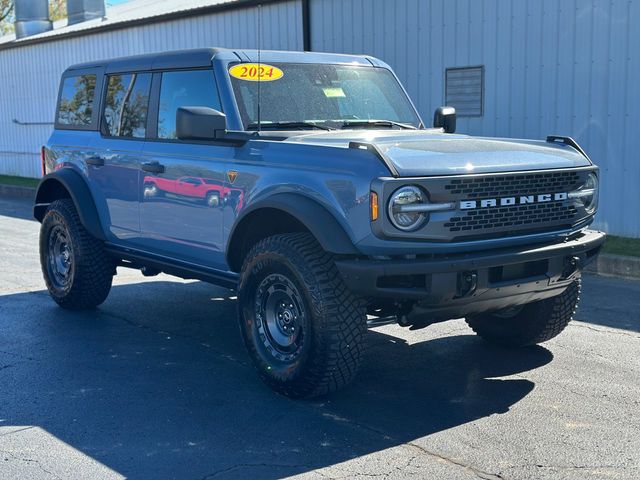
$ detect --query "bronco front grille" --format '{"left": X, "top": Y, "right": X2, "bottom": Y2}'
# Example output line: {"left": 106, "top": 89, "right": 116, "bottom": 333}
{"left": 441, "top": 171, "right": 584, "bottom": 234}
{"left": 444, "top": 171, "right": 582, "bottom": 198}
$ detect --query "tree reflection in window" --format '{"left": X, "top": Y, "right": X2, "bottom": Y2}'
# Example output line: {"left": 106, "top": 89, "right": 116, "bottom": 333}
{"left": 57, "top": 74, "right": 96, "bottom": 126}
{"left": 104, "top": 73, "right": 151, "bottom": 138}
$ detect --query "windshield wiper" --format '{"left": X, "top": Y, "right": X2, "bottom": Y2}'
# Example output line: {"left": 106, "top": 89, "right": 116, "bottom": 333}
{"left": 340, "top": 119, "right": 417, "bottom": 130}
{"left": 247, "top": 121, "right": 334, "bottom": 131}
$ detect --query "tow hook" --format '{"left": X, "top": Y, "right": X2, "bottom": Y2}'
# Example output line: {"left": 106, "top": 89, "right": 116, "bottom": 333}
{"left": 457, "top": 271, "right": 478, "bottom": 298}
{"left": 562, "top": 255, "right": 583, "bottom": 279}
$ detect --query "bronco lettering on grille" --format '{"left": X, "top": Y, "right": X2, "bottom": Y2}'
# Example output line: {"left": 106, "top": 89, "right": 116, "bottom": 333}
{"left": 459, "top": 192, "right": 568, "bottom": 210}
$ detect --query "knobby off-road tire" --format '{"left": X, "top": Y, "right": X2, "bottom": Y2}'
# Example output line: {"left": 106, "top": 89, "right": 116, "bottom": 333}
{"left": 465, "top": 278, "right": 581, "bottom": 347}
{"left": 39, "top": 199, "right": 114, "bottom": 310}
{"left": 238, "top": 233, "right": 367, "bottom": 398}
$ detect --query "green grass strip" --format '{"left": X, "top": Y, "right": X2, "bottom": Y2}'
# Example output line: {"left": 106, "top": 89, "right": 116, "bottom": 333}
{"left": 0, "top": 175, "right": 40, "bottom": 188}
{"left": 602, "top": 235, "right": 640, "bottom": 258}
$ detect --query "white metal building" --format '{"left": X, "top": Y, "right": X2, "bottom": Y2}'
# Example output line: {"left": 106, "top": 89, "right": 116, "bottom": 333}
{"left": 0, "top": 0, "right": 638, "bottom": 237}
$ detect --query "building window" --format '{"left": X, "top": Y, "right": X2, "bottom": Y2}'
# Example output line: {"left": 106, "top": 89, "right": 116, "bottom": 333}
{"left": 445, "top": 66, "right": 484, "bottom": 117}
{"left": 103, "top": 73, "right": 151, "bottom": 138}
{"left": 57, "top": 74, "right": 96, "bottom": 126}
{"left": 157, "top": 69, "right": 222, "bottom": 139}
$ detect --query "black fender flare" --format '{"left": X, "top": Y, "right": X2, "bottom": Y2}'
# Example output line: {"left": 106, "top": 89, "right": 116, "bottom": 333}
{"left": 34, "top": 169, "right": 107, "bottom": 240}
{"left": 226, "top": 193, "right": 359, "bottom": 269}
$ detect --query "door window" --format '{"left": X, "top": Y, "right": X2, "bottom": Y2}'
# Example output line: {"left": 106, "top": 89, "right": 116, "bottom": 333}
{"left": 103, "top": 73, "right": 152, "bottom": 138}
{"left": 157, "top": 70, "right": 222, "bottom": 139}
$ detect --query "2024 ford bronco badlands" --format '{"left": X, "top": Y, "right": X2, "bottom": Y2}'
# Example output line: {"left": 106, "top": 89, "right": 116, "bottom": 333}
{"left": 36, "top": 48, "right": 604, "bottom": 398}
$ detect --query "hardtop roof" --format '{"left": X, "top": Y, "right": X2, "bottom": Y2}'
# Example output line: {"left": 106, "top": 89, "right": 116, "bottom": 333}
{"left": 64, "top": 48, "right": 379, "bottom": 74}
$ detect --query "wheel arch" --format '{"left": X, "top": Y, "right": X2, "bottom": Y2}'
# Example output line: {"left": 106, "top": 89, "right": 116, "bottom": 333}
{"left": 34, "top": 169, "right": 107, "bottom": 241}
{"left": 226, "top": 193, "right": 359, "bottom": 272}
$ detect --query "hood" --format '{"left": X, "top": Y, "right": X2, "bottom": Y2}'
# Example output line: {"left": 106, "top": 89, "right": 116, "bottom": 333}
{"left": 284, "top": 130, "right": 591, "bottom": 176}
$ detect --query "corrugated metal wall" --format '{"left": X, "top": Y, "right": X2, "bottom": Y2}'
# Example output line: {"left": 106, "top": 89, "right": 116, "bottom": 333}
{"left": 1, "top": 0, "right": 638, "bottom": 237}
{"left": 0, "top": 0, "right": 302, "bottom": 178}
{"left": 310, "top": 0, "right": 640, "bottom": 237}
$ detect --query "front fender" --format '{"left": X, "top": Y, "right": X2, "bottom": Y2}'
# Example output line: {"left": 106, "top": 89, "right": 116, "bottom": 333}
{"left": 34, "top": 169, "right": 107, "bottom": 240}
{"left": 226, "top": 193, "right": 360, "bottom": 268}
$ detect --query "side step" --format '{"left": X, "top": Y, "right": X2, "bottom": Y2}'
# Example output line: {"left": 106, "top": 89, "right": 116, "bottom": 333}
{"left": 366, "top": 316, "right": 398, "bottom": 328}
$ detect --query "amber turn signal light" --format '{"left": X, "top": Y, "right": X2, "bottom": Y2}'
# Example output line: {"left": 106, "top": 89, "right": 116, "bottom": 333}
{"left": 370, "top": 191, "right": 379, "bottom": 221}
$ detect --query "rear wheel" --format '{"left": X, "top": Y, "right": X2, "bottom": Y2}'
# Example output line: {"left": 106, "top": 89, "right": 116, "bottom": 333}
{"left": 39, "top": 199, "right": 114, "bottom": 310}
{"left": 465, "top": 279, "right": 581, "bottom": 347}
{"left": 238, "top": 233, "right": 366, "bottom": 398}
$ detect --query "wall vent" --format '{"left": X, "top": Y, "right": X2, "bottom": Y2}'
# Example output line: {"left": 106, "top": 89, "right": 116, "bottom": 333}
{"left": 445, "top": 66, "right": 484, "bottom": 117}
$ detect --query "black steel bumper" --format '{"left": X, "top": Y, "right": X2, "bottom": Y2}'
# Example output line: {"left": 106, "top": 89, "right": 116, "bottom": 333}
{"left": 336, "top": 230, "right": 605, "bottom": 322}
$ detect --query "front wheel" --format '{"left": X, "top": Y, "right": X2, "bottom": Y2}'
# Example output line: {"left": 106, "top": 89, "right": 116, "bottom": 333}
{"left": 238, "top": 233, "right": 366, "bottom": 398}
{"left": 465, "top": 279, "right": 581, "bottom": 347}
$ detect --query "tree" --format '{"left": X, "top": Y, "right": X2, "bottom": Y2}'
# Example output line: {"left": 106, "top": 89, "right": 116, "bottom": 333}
{"left": 49, "top": 0, "right": 66, "bottom": 22}
{"left": 0, "top": 0, "right": 13, "bottom": 35}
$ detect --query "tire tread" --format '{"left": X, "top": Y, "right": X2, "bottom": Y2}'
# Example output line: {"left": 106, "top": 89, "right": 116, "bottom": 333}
{"left": 239, "top": 233, "right": 366, "bottom": 398}
{"left": 465, "top": 279, "right": 581, "bottom": 347}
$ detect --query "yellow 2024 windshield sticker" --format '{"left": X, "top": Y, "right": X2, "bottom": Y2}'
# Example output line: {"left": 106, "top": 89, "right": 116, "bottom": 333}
{"left": 229, "top": 63, "right": 283, "bottom": 81}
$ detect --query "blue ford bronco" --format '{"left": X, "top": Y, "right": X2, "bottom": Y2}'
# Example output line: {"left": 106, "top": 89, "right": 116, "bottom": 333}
{"left": 36, "top": 48, "right": 604, "bottom": 398}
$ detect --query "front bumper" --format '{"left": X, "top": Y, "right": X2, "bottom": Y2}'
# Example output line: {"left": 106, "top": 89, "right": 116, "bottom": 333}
{"left": 336, "top": 229, "right": 605, "bottom": 321}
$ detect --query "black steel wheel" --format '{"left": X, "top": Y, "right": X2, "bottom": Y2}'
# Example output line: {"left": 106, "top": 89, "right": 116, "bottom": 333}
{"left": 255, "top": 273, "right": 307, "bottom": 362}
{"left": 40, "top": 199, "right": 114, "bottom": 310}
{"left": 46, "top": 224, "right": 75, "bottom": 291}
{"left": 238, "top": 233, "right": 366, "bottom": 398}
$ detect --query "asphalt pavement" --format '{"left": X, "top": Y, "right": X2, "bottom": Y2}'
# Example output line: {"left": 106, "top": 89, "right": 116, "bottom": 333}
{"left": 0, "top": 196, "right": 638, "bottom": 480}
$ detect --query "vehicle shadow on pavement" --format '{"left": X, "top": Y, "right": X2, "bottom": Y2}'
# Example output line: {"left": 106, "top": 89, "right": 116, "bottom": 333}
{"left": 0, "top": 279, "right": 554, "bottom": 479}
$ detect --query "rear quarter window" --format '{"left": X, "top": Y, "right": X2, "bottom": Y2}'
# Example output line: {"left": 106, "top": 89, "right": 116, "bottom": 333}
{"left": 56, "top": 74, "right": 97, "bottom": 126}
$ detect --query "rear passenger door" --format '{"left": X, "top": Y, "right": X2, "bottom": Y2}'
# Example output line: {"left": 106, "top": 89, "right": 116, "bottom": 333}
{"left": 88, "top": 72, "right": 151, "bottom": 240}
{"left": 139, "top": 68, "right": 232, "bottom": 269}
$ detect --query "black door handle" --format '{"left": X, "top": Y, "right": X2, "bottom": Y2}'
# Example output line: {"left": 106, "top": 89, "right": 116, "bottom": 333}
{"left": 86, "top": 156, "right": 105, "bottom": 167}
{"left": 141, "top": 162, "right": 165, "bottom": 174}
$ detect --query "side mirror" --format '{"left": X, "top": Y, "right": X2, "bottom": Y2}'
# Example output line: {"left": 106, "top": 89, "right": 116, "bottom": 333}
{"left": 176, "top": 106, "right": 227, "bottom": 140}
{"left": 433, "top": 106, "right": 456, "bottom": 133}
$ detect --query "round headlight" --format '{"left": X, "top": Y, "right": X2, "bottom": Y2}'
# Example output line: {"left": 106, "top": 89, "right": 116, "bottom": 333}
{"left": 582, "top": 172, "right": 598, "bottom": 214}
{"left": 388, "top": 186, "right": 427, "bottom": 231}
{"left": 570, "top": 172, "right": 598, "bottom": 214}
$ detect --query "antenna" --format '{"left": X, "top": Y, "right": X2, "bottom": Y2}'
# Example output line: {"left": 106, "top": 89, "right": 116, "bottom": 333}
{"left": 257, "top": 3, "right": 262, "bottom": 132}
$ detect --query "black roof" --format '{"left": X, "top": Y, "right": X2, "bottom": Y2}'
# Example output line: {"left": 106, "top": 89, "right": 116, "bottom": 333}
{"left": 66, "top": 47, "right": 235, "bottom": 73}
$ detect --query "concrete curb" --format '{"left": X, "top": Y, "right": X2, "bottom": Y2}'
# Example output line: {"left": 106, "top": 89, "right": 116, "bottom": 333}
{"left": 586, "top": 253, "right": 640, "bottom": 281}
{"left": 0, "top": 184, "right": 36, "bottom": 200}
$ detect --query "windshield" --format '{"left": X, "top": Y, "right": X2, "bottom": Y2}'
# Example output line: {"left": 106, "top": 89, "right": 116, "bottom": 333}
{"left": 229, "top": 62, "right": 421, "bottom": 130}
